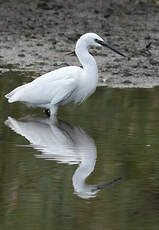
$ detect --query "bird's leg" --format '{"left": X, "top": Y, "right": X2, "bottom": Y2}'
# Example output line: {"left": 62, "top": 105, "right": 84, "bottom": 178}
{"left": 50, "top": 105, "right": 58, "bottom": 118}
{"left": 44, "top": 109, "right": 50, "bottom": 117}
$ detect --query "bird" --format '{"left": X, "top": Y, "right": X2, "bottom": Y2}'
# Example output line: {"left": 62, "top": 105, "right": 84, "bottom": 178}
{"left": 5, "top": 115, "right": 121, "bottom": 199}
{"left": 5, "top": 32, "right": 125, "bottom": 117}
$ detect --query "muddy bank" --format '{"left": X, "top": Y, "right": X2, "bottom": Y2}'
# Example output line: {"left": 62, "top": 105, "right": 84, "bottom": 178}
{"left": 0, "top": 0, "right": 159, "bottom": 88}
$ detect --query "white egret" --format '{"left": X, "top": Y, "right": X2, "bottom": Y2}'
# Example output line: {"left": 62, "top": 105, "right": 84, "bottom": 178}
{"left": 5, "top": 33, "right": 125, "bottom": 117}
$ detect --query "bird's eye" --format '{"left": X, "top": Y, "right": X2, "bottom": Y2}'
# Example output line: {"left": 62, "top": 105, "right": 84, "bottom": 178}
{"left": 95, "top": 39, "right": 104, "bottom": 46}
{"left": 95, "top": 39, "right": 103, "bottom": 45}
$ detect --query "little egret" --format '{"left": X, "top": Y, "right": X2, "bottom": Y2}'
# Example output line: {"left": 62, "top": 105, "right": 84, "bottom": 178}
{"left": 5, "top": 33, "right": 125, "bottom": 117}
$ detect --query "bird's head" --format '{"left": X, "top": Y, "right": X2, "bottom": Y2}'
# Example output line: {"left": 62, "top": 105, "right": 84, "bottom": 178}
{"left": 79, "top": 33, "right": 105, "bottom": 48}
{"left": 75, "top": 32, "right": 125, "bottom": 57}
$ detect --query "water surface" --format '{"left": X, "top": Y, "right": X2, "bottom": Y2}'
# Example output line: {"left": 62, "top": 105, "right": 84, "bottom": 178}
{"left": 0, "top": 71, "right": 159, "bottom": 230}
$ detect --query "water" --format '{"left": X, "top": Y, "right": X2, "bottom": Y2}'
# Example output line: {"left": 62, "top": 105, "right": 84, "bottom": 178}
{"left": 0, "top": 71, "right": 159, "bottom": 230}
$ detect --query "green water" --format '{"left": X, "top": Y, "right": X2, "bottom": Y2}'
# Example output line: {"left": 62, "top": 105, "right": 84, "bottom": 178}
{"left": 0, "top": 71, "right": 159, "bottom": 230}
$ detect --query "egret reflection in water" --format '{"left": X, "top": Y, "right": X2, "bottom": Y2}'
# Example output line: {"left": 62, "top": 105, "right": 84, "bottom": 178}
{"left": 5, "top": 116, "right": 121, "bottom": 199}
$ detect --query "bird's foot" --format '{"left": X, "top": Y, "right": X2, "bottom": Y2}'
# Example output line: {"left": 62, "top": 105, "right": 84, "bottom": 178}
{"left": 44, "top": 109, "right": 50, "bottom": 117}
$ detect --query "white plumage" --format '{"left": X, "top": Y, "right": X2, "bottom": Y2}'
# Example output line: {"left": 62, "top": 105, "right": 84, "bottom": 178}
{"left": 5, "top": 32, "right": 125, "bottom": 117}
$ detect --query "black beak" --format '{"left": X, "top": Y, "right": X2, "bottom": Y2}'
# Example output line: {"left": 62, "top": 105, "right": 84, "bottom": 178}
{"left": 95, "top": 39, "right": 126, "bottom": 57}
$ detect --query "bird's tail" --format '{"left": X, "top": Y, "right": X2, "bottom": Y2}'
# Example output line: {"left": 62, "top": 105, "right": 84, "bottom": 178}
{"left": 5, "top": 84, "right": 27, "bottom": 103}
{"left": 5, "top": 93, "right": 18, "bottom": 103}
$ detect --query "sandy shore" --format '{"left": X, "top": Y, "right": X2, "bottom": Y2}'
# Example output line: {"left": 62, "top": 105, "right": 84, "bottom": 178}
{"left": 0, "top": 0, "right": 159, "bottom": 88}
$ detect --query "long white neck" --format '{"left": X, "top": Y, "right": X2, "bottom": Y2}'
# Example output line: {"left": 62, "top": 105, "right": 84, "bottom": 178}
{"left": 75, "top": 39, "right": 98, "bottom": 75}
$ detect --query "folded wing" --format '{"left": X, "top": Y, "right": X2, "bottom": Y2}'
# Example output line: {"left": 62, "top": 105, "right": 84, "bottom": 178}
{"left": 6, "top": 75, "right": 77, "bottom": 106}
